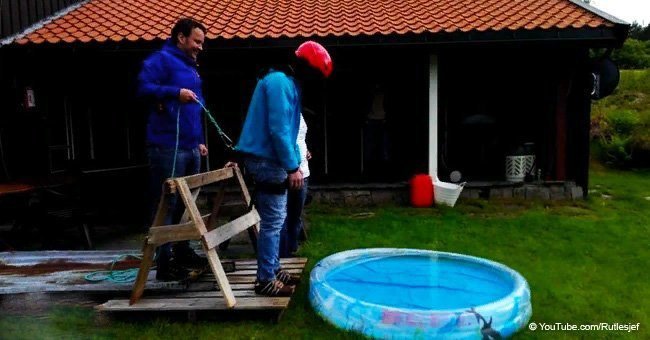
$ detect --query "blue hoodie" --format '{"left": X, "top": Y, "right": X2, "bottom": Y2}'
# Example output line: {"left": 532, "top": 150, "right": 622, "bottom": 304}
{"left": 236, "top": 71, "right": 301, "bottom": 171}
{"left": 137, "top": 40, "right": 204, "bottom": 149}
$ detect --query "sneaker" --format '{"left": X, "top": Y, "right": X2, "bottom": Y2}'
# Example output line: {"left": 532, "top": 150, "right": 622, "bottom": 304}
{"left": 254, "top": 279, "right": 295, "bottom": 297}
{"left": 156, "top": 258, "right": 190, "bottom": 281}
{"left": 173, "top": 245, "right": 209, "bottom": 269}
{"left": 276, "top": 269, "right": 301, "bottom": 285}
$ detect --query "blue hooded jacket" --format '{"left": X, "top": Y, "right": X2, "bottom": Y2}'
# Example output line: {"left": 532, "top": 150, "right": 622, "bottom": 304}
{"left": 137, "top": 40, "right": 204, "bottom": 149}
{"left": 236, "top": 71, "right": 301, "bottom": 171}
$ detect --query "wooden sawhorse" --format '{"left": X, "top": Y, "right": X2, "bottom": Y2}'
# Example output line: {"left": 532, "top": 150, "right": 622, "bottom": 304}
{"left": 129, "top": 167, "right": 258, "bottom": 308}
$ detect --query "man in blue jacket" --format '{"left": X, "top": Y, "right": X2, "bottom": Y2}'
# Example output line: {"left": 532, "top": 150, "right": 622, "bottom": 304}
{"left": 234, "top": 41, "right": 332, "bottom": 296}
{"left": 137, "top": 18, "right": 209, "bottom": 281}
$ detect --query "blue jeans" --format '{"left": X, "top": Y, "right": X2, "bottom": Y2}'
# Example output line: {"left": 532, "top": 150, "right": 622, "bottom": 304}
{"left": 243, "top": 156, "right": 288, "bottom": 282}
{"left": 280, "top": 178, "right": 308, "bottom": 257}
{"left": 148, "top": 147, "right": 201, "bottom": 261}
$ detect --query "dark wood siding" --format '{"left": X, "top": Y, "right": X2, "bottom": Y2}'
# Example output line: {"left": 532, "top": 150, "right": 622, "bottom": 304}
{"left": 1, "top": 0, "right": 85, "bottom": 39}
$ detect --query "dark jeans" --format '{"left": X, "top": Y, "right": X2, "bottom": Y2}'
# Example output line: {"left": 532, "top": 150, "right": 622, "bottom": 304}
{"left": 147, "top": 147, "right": 201, "bottom": 262}
{"left": 280, "top": 178, "right": 308, "bottom": 257}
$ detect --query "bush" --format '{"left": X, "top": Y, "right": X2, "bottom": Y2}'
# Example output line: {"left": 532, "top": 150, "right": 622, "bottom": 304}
{"left": 591, "top": 70, "right": 650, "bottom": 168}
{"left": 612, "top": 39, "right": 650, "bottom": 69}
{"left": 607, "top": 109, "right": 640, "bottom": 135}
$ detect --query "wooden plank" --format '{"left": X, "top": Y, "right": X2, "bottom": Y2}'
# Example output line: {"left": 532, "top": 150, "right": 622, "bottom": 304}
{"left": 202, "top": 210, "right": 260, "bottom": 250}
{"left": 147, "top": 224, "right": 201, "bottom": 245}
{"left": 10, "top": 0, "right": 20, "bottom": 34}
{"left": 223, "top": 268, "right": 302, "bottom": 277}
{"left": 177, "top": 180, "right": 236, "bottom": 308}
{"left": 202, "top": 268, "right": 304, "bottom": 283}
{"left": 234, "top": 167, "right": 252, "bottom": 206}
{"left": 200, "top": 276, "right": 256, "bottom": 284}
{"left": 235, "top": 263, "right": 306, "bottom": 270}
{"left": 555, "top": 78, "right": 569, "bottom": 181}
{"left": 130, "top": 191, "right": 170, "bottom": 305}
{"left": 28, "top": 0, "right": 37, "bottom": 24}
{"left": 234, "top": 168, "right": 261, "bottom": 249}
{"left": 146, "top": 213, "right": 212, "bottom": 245}
{"left": 35, "top": 0, "right": 44, "bottom": 19}
{"left": 166, "top": 290, "right": 259, "bottom": 299}
{"left": 98, "top": 297, "right": 289, "bottom": 312}
{"left": 43, "top": 0, "right": 53, "bottom": 18}
{"left": 151, "top": 191, "right": 170, "bottom": 227}
{"left": 1, "top": 0, "right": 12, "bottom": 39}
{"left": 129, "top": 242, "right": 155, "bottom": 305}
{"left": 179, "top": 188, "right": 201, "bottom": 223}
{"left": 19, "top": 0, "right": 28, "bottom": 31}
{"left": 234, "top": 258, "right": 308, "bottom": 266}
{"left": 168, "top": 168, "right": 234, "bottom": 193}
{"left": 206, "top": 184, "right": 225, "bottom": 230}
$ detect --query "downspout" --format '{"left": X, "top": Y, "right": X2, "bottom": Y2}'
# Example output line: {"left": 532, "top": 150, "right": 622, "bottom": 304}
{"left": 428, "top": 54, "right": 439, "bottom": 179}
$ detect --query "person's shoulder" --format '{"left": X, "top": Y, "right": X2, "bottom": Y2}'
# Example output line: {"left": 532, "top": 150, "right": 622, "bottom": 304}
{"left": 263, "top": 71, "right": 291, "bottom": 85}
{"left": 143, "top": 48, "right": 168, "bottom": 64}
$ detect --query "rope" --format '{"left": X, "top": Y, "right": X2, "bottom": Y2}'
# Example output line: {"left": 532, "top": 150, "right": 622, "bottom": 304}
{"left": 172, "top": 106, "right": 181, "bottom": 178}
{"left": 84, "top": 254, "right": 144, "bottom": 284}
{"left": 196, "top": 100, "right": 235, "bottom": 150}
{"left": 169, "top": 99, "right": 234, "bottom": 179}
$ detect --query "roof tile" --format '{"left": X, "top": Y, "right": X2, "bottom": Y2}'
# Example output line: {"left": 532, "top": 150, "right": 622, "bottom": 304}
{"left": 15, "top": 0, "right": 616, "bottom": 45}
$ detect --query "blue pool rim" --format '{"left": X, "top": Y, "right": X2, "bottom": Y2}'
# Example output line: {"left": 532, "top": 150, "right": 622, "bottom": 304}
{"left": 309, "top": 248, "right": 532, "bottom": 339}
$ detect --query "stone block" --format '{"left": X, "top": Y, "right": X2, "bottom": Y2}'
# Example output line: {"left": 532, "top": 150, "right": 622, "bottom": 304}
{"left": 343, "top": 190, "right": 372, "bottom": 206}
{"left": 514, "top": 187, "right": 526, "bottom": 198}
{"left": 371, "top": 190, "right": 394, "bottom": 204}
{"left": 525, "top": 186, "right": 550, "bottom": 200}
{"left": 570, "top": 186, "right": 584, "bottom": 200}
{"left": 489, "top": 188, "right": 502, "bottom": 199}
{"left": 550, "top": 191, "right": 566, "bottom": 200}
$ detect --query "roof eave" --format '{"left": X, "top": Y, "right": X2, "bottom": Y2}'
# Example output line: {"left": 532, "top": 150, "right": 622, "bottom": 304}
{"left": 5, "top": 27, "right": 627, "bottom": 50}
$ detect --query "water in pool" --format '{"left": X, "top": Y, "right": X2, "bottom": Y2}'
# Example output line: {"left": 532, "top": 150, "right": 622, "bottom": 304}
{"left": 326, "top": 254, "right": 513, "bottom": 310}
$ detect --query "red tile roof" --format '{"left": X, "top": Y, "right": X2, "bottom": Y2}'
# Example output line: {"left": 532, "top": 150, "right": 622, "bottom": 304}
{"left": 15, "top": 0, "right": 615, "bottom": 45}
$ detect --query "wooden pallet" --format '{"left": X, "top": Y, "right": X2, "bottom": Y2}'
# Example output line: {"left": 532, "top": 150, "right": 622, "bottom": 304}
{"left": 96, "top": 257, "right": 307, "bottom": 316}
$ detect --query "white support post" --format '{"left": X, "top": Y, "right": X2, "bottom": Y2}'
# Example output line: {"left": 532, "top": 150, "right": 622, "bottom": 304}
{"left": 428, "top": 54, "right": 439, "bottom": 180}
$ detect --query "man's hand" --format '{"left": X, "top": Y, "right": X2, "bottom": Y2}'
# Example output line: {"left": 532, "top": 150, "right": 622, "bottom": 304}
{"left": 288, "top": 170, "right": 304, "bottom": 190}
{"left": 224, "top": 161, "right": 238, "bottom": 169}
{"left": 199, "top": 144, "right": 208, "bottom": 156}
{"left": 306, "top": 150, "right": 312, "bottom": 160}
{"left": 179, "top": 88, "right": 198, "bottom": 103}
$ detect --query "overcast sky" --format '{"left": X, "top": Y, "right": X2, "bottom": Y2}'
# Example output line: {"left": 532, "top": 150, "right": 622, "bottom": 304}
{"left": 590, "top": 0, "right": 650, "bottom": 25}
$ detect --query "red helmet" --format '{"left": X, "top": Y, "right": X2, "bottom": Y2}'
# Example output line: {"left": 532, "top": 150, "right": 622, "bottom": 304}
{"left": 295, "top": 41, "right": 333, "bottom": 78}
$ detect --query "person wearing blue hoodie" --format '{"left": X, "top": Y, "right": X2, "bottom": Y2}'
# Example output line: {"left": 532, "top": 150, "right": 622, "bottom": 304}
{"left": 231, "top": 41, "right": 333, "bottom": 296}
{"left": 137, "top": 18, "right": 209, "bottom": 281}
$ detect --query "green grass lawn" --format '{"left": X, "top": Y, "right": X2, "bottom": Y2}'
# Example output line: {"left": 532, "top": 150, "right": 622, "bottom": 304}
{"left": 1, "top": 166, "right": 648, "bottom": 339}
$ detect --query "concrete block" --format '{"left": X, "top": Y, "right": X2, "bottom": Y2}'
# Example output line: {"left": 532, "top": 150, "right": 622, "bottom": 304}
{"left": 343, "top": 190, "right": 372, "bottom": 206}
{"left": 514, "top": 187, "right": 526, "bottom": 198}
{"left": 371, "top": 190, "right": 394, "bottom": 204}
{"left": 489, "top": 188, "right": 503, "bottom": 199}
{"left": 571, "top": 186, "right": 584, "bottom": 200}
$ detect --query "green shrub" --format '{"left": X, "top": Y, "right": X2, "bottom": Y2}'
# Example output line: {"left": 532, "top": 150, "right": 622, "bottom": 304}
{"left": 612, "top": 39, "right": 650, "bottom": 69}
{"left": 607, "top": 109, "right": 640, "bottom": 135}
{"left": 591, "top": 70, "right": 650, "bottom": 168}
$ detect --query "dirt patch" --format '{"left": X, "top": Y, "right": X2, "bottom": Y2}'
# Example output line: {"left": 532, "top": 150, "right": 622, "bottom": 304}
{"left": 0, "top": 259, "right": 141, "bottom": 276}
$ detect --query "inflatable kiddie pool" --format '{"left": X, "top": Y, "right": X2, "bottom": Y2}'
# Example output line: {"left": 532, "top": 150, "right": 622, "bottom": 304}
{"left": 310, "top": 248, "right": 531, "bottom": 339}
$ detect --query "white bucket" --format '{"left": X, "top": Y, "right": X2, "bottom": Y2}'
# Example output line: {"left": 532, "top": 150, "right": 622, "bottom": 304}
{"left": 433, "top": 177, "right": 466, "bottom": 207}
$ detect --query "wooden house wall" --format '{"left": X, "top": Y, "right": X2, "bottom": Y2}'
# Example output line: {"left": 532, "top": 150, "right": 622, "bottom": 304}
{"left": 0, "top": 44, "right": 592, "bottom": 191}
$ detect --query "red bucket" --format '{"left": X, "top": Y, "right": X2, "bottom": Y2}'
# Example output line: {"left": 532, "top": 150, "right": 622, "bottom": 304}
{"left": 409, "top": 174, "right": 434, "bottom": 207}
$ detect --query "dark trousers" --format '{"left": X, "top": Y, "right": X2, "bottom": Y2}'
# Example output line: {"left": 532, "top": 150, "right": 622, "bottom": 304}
{"left": 279, "top": 178, "right": 308, "bottom": 257}
{"left": 147, "top": 147, "right": 201, "bottom": 262}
